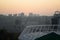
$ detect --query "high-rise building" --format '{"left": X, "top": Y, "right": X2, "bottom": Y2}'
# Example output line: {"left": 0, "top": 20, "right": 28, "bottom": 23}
{"left": 13, "top": 14, "right": 17, "bottom": 16}
{"left": 18, "top": 12, "right": 24, "bottom": 16}
{"left": 29, "top": 13, "right": 33, "bottom": 16}
{"left": 51, "top": 11, "right": 60, "bottom": 31}
{"left": 8, "top": 14, "right": 12, "bottom": 16}
{"left": 54, "top": 11, "right": 60, "bottom": 16}
{"left": 55, "top": 11, "right": 60, "bottom": 14}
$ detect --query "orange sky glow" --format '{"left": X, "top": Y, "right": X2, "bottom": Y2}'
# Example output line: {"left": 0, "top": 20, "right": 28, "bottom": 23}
{"left": 0, "top": 0, "right": 60, "bottom": 15}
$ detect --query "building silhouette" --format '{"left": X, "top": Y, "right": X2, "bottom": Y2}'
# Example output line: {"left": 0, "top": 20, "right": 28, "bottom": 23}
{"left": 13, "top": 14, "right": 17, "bottom": 16}
{"left": 8, "top": 14, "right": 12, "bottom": 16}
{"left": 18, "top": 12, "right": 24, "bottom": 16}
{"left": 51, "top": 11, "right": 60, "bottom": 31}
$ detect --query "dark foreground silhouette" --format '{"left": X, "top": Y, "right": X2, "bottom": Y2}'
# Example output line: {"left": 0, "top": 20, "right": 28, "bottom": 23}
{"left": 35, "top": 32, "right": 60, "bottom": 40}
{"left": 0, "top": 29, "right": 19, "bottom": 40}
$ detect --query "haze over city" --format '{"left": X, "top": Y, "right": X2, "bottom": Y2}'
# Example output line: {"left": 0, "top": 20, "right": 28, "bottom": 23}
{"left": 0, "top": 0, "right": 60, "bottom": 16}
{"left": 0, "top": 0, "right": 60, "bottom": 40}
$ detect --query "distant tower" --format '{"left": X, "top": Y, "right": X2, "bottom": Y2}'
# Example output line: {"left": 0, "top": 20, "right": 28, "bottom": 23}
{"left": 8, "top": 14, "right": 12, "bottom": 16}
{"left": 29, "top": 13, "right": 33, "bottom": 16}
{"left": 55, "top": 11, "right": 60, "bottom": 14}
{"left": 13, "top": 14, "right": 17, "bottom": 16}
{"left": 18, "top": 12, "right": 24, "bottom": 16}
{"left": 54, "top": 11, "right": 60, "bottom": 17}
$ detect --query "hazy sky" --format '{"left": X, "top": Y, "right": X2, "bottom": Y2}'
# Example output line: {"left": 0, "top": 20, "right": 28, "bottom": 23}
{"left": 0, "top": 0, "right": 60, "bottom": 15}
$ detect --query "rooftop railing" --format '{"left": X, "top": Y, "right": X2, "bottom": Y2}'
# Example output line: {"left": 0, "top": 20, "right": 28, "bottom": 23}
{"left": 25, "top": 25, "right": 60, "bottom": 33}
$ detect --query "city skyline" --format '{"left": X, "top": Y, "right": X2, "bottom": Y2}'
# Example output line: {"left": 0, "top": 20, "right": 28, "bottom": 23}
{"left": 0, "top": 0, "right": 60, "bottom": 16}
